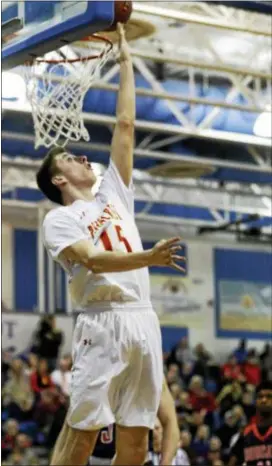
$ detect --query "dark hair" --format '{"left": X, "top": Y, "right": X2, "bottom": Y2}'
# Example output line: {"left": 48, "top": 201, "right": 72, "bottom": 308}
{"left": 36, "top": 146, "right": 66, "bottom": 205}
{"left": 256, "top": 381, "right": 272, "bottom": 394}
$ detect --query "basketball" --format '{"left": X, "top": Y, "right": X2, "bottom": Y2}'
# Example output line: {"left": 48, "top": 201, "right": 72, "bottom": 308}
{"left": 108, "top": 0, "right": 133, "bottom": 31}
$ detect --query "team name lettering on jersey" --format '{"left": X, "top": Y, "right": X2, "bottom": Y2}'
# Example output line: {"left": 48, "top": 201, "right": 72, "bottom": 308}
{"left": 88, "top": 204, "right": 122, "bottom": 239}
{"left": 245, "top": 446, "right": 272, "bottom": 463}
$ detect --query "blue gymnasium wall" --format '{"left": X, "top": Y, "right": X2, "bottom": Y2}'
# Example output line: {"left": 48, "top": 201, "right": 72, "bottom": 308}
{"left": 14, "top": 230, "right": 37, "bottom": 311}
{"left": 14, "top": 229, "right": 65, "bottom": 312}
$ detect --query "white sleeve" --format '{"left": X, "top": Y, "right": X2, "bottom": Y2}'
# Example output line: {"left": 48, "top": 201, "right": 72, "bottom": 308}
{"left": 98, "top": 160, "right": 134, "bottom": 215}
{"left": 43, "top": 209, "right": 89, "bottom": 259}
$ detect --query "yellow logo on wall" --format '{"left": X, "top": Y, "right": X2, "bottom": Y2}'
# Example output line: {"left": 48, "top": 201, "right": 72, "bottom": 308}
{"left": 241, "top": 294, "right": 255, "bottom": 309}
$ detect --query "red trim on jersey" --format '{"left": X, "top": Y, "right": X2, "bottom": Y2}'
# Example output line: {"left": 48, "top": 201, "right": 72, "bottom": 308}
{"left": 244, "top": 424, "right": 254, "bottom": 436}
{"left": 252, "top": 424, "right": 272, "bottom": 442}
{"left": 244, "top": 423, "right": 272, "bottom": 442}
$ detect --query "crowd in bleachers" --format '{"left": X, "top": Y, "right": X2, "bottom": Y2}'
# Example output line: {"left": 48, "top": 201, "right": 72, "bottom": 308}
{"left": 1, "top": 315, "right": 271, "bottom": 466}
{"left": 2, "top": 316, "right": 67, "bottom": 466}
{"left": 164, "top": 337, "right": 271, "bottom": 465}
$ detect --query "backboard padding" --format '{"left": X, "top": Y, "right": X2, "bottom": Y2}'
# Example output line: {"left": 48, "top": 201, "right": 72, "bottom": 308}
{"left": 2, "top": 1, "right": 115, "bottom": 70}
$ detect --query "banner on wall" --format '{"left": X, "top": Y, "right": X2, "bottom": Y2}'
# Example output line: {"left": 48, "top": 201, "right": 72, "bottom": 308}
{"left": 2, "top": 313, "right": 74, "bottom": 356}
{"left": 214, "top": 249, "right": 272, "bottom": 339}
{"left": 150, "top": 242, "right": 213, "bottom": 328}
{"left": 150, "top": 274, "right": 211, "bottom": 327}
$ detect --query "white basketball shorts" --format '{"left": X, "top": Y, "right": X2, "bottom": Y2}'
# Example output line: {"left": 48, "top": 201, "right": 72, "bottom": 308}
{"left": 67, "top": 303, "right": 163, "bottom": 431}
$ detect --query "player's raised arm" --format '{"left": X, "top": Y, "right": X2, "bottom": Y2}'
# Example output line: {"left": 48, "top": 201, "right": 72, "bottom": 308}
{"left": 110, "top": 23, "right": 135, "bottom": 187}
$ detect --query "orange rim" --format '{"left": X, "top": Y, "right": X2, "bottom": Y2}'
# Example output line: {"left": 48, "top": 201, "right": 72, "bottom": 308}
{"left": 26, "top": 34, "right": 113, "bottom": 65}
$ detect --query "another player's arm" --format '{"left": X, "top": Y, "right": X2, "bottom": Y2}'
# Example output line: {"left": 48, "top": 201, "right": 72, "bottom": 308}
{"left": 61, "top": 237, "right": 185, "bottom": 274}
{"left": 110, "top": 23, "right": 135, "bottom": 187}
{"left": 157, "top": 377, "right": 180, "bottom": 466}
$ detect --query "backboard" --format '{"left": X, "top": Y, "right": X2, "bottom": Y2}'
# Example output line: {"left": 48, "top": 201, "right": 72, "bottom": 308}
{"left": 2, "top": 1, "right": 115, "bottom": 70}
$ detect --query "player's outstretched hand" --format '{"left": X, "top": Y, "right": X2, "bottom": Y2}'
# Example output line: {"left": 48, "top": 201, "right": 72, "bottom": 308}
{"left": 150, "top": 237, "right": 186, "bottom": 272}
{"left": 117, "top": 22, "right": 131, "bottom": 62}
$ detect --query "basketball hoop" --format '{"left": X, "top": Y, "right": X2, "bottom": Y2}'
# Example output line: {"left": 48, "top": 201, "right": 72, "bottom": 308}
{"left": 23, "top": 34, "right": 114, "bottom": 149}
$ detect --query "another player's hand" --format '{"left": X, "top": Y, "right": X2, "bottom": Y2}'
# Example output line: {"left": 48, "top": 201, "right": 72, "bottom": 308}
{"left": 150, "top": 237, "right": 186, "bottom": 272}
{"left": 117, "top": 22, "right": 131, "bottom": 62}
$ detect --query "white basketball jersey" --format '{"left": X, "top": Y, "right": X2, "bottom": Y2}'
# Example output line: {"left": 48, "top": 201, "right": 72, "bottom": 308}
{"left": 43, "top": 160, "right": 151, "bottom": 310}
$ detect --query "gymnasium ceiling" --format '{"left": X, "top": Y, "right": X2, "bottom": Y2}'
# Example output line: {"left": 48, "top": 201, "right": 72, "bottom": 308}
{"left": 2, "top": 1, "right": 272, "bottom": 241}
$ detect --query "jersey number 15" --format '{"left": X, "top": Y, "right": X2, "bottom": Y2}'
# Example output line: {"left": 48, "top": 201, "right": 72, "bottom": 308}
{"left": 100, "top": 225, "right": 132, "bottom": 253}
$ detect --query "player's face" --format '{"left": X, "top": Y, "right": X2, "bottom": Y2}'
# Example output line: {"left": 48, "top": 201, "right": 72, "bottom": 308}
{"left": 54, "top": 153, "right": 97, "bottom": 188}
{"left": 256, "top": 389, "right": 272, "bottom": 414}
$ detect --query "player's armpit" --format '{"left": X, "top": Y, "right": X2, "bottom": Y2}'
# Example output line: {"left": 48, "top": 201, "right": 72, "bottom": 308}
{"left": 61, "top": 238, "right": 96, "bottom": 266}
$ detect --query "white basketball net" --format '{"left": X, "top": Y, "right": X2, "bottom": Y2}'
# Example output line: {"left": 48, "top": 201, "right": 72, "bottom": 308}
{"left": 23, "top": 37, "right": 114, "bottom": 149}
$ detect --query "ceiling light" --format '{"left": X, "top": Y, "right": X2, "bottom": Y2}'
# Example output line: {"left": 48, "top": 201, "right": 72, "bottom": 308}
{"left": 253, "top": 109, "right": 272, "bottom": 138}
{"left": 2, "top": 71, "right": 26, "bottom": 103}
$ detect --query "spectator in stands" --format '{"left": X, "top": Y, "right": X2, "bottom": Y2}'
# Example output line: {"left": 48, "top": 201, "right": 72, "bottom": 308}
{"left": 2, "top": 349, "right": 14, "bottom": 386}
{"left": 260, "top": 343, "right": 272, "bottom": 382}
{"left": 241, "top": 390, "right": 256, "bottom": 422}
{"left": 178, "top": 391, "right": 192, "bottom": 413}
{"left": 189, "top": 375, "right": 216, "bottom": 414}
{"left": 180, "top": 430, "right": 196, "bottom": 465}
{"left": 194, "top": 343, "right": 212, "bottom": 377}
{"left": 32, "top": 316, "right": 63, "bottom": 371}
{"left": 232, "top": 404, "right": 247, "bottom": 429}
{"left": 2, "top": 358, "right": 34, "bottom": 421}
{"left": 215, "top": 410, "right": 239, "bottom": 458}
{"left": 176, "top": 391, "right": 193, "bottom": 431}
{"left": 188, "top": 409, "right": 206, "bottom": 438}
{"left": 182, "top": 361, "right": 195, "bottom": 386}
{"left": 232, "top": 339, "right": 247, "bottom": 364}
{"left": 166, "top": 363, "right": 183, "bottom": 386}
{"left": 46, "top": 388, "right": 68, "bottom": 449}
{"left": 169, "top": 382, "right": 183, "bottom": 409}
{"left": 1, "top": 419, "right": 19, "bottom": 461}
{"left": 216, "top": 380, "right": 243, "bottom": 417}
{"left": 243, "top": 354, "right": 261, "bottom": 385}
{"left": 30, "top": 358, "right": 54, "bottom": 395}
{"left": 207, "top": 436, "right": 222, "bottom": 466}
{"left": 168, "top": 336, "right": 195, "bottom": 368}
{"left": 24, "top": 353, "right": 39, "bottom": 376}
{"left": 221, "top": 356, "right": 242, "bottom": 383}
{"left": 148, "top": 417, "right": 190, "bottom": 466}
{"left": 34, "top": 386, "right": 67, "bottom": 434}
{"left": 3, "top": 434, "right": 40, "bottom": 466}
{"left": 192, "top": 424, "right": 210, "bottom": 463}
{"left": 51, "top": 355, "right": 72, "bottom": 396}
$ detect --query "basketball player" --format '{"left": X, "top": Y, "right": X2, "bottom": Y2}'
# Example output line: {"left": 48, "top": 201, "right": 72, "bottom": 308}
{"left": 228, "top": 381, "right": 272, "bottom": 466}
{"left": 90, "top": 377, "right": 180, "bottom": 466}
{"left": 37, "top": 24, "right": 185, "bottom": 466}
